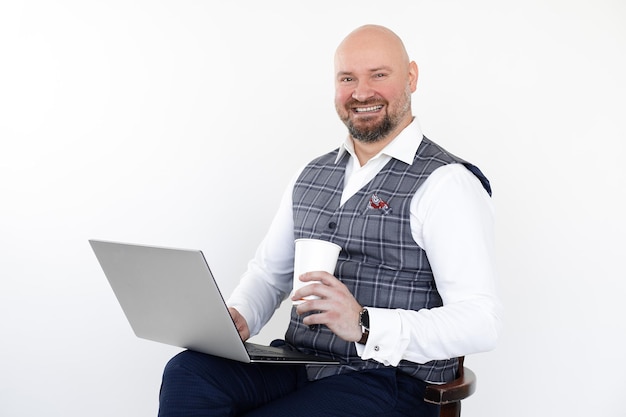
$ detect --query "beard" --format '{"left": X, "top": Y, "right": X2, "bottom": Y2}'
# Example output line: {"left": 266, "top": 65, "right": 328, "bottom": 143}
{"left": 345, "top": 111, "right": 394, "bottom": 144}
{"left": 338, "top": 88, "right": 412, "bottom": 144}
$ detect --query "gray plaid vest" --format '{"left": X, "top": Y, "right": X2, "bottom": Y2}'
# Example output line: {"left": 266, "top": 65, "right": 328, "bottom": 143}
{"left": 285, "top": 137, "right": 491, "bottom": 382}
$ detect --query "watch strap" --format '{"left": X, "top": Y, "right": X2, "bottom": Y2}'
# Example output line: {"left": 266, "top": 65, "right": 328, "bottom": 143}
{"left": 357, "top": 307, "right": 369, "bottom": 344}
{"left": 357, "top": 329, "right": 369, "bottom": 344}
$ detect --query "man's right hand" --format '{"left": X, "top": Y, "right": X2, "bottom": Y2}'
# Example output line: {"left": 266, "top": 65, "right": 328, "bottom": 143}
{"left": 228, "top": 307, "right": 250, "bottom": 341}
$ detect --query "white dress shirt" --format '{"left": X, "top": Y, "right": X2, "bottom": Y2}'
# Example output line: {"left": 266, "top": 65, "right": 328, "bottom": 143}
{"left": 228, "top": 119, "right": 502, "bottom": 367}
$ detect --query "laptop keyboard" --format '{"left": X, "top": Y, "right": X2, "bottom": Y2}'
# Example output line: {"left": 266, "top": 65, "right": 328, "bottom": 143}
{"left": 245, "top": 342, "right": 290, "bottom": 358}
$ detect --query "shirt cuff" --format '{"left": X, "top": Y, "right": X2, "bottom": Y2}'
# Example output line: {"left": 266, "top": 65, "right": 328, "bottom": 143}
{"left": 354, "top": 307, "right": 407, "bottom": 367}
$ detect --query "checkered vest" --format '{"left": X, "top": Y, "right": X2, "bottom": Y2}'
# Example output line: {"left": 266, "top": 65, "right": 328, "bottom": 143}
{"left": 285, "top": 137, "right": 491, "bottom": 382}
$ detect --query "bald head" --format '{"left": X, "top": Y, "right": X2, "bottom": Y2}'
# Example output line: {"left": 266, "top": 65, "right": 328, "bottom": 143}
{"left": 335, "top": 25, "right": 410, "bottom": 70}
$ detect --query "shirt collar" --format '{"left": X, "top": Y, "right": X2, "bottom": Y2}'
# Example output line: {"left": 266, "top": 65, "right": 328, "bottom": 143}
{"left": 335, "top": 118, "right": 424, "bottom": 165}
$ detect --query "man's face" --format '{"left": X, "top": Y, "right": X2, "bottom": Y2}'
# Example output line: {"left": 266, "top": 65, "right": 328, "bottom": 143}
{"left": 334, "top": 34, "right": 416, "bottom": 144}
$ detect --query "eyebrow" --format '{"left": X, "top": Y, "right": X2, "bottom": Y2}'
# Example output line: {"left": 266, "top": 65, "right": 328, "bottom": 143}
{"left": 336, "top": 66, "right": 393, "bottom": 77}
{"left": 369, "top": 66, "right": 393, "bottom": 73}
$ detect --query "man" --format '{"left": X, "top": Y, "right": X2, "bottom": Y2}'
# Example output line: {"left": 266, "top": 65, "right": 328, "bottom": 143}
{"left": 158, "top": 24, "right": 501, "bottom": 417}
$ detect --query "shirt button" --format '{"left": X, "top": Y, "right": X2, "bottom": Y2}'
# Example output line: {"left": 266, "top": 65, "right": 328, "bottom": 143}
{"left": 374, "top": 345, "right": 380, "bottom": 352}
{"left": 328, "top": 222, "right": 337, "bottom": 229}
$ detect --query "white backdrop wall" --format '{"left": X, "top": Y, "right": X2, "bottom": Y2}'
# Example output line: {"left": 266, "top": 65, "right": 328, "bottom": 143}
{"left": 1, "top": 1, "right": 624, "bottom": 416}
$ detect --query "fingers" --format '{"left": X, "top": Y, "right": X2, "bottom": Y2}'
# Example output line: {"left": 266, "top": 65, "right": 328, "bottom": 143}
{"left": 293, "top": 271, "right": 350, "bottom": 308}
{"left": 296, "top": 300, "right": 363, "bottom": 343}
{"left": 228, "top": 307, "right": 250, "bottom": 341}
{"left": 291, "top": 275, "right": 364, "bottom": 342}
{"left": 292, "top": 271, "right": 340, "bottom": 299}
{"left": 297, "top": 271, "right": 338, "bottom": 285}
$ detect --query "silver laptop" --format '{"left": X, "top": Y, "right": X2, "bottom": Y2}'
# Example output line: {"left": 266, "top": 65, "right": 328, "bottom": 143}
{"left": 89, "top": 239, "right": 339, "bottom": 365}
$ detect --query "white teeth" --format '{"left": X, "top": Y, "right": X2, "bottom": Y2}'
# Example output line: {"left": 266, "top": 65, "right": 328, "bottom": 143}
{"left": 355, "top": 105, "right": 383, "bottom": 112}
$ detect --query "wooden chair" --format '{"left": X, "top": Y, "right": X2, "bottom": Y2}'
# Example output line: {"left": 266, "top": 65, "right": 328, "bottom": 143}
{"left": 424, "top": 357, "right": 477, "bottom": 417}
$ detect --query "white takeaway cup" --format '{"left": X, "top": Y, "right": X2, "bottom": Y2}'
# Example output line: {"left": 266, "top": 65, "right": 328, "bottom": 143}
{"left": 292, "top": 238, "right": 342, "bottom": 305}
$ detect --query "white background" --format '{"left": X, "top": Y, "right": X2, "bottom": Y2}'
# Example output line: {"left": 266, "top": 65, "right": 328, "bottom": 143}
{"left": 1, "top": 1, "right": 624, "bottom": 416}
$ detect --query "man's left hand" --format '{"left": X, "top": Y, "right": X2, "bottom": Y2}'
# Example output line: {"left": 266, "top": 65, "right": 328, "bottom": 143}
{"left": 292, "top": 271, "right": 363, "bottom": 342}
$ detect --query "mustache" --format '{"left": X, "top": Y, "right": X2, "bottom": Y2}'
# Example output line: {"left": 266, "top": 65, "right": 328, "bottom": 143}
{"left": 345, "top": 98, "right": 386, "bottom": 108}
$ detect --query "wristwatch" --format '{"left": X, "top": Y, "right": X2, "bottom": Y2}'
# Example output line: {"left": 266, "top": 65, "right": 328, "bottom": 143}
{"left": 358, "top": 307, "right": 369, "bottom": 344}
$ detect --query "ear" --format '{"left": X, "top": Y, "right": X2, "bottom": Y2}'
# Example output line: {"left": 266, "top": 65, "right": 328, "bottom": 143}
{"left": 408, "top": 61, "right": 418, "bottom": 92}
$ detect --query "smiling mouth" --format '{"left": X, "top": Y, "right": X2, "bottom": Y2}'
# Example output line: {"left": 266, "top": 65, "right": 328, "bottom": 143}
{"left": 354, "top": 105, "right": 383, "bottom": 113}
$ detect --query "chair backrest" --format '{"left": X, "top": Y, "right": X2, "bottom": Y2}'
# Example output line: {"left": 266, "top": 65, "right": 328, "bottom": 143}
{"left": 424, "top": 357, "right": 477, "bottom": 417}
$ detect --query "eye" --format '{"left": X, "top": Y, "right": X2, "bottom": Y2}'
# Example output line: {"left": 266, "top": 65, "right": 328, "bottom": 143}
{"left": 341, "top": 77, "right": 354, "bottom": 82}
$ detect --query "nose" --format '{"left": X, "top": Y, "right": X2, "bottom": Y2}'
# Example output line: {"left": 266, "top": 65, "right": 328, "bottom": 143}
{"left": 352, "top": 80, "right": 374, "bottom": 102}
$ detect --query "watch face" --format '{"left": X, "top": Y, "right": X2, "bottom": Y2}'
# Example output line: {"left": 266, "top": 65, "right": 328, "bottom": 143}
{"left": 360, "top": 308, "right": 370, "bottom": 329}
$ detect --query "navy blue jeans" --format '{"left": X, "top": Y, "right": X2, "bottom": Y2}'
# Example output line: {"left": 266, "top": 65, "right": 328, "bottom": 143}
{"left": 158, "top": 350, "right": 439, "bottom": 417}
